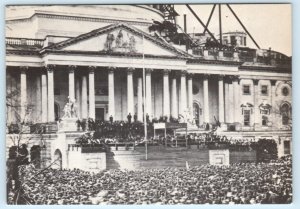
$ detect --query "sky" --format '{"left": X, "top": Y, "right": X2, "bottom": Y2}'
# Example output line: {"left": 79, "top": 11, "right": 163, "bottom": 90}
{"left": 174, "top": 4, "right": 292, "bottom": 56}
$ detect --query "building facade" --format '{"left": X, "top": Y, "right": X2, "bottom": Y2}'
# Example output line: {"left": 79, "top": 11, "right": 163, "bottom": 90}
{"left": 6, "top": 5, "right": 292, "bottom": 164}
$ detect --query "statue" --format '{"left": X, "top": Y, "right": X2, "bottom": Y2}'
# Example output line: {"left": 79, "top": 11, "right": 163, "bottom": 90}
{"left": 128, "top": 35, "right": 136, "bottom": 52}
{"left": 105, "top": 33, "right": 115, "bottom": 51}
{"left": 62, "top": 96, "right": 78, "bottom": 118}
{"left": 63, "top": 100, "right": 71, "bottom": 118}
{"left": 115, "top": 30, "right": 124, "bottom": 47}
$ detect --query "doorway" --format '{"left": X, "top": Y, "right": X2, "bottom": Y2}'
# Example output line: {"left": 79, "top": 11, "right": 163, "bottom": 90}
{"left": 96, "top": 108, "right": 105, "bottom": 121}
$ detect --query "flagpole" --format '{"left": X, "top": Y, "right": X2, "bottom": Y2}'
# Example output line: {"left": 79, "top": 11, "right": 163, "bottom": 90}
{"left": 142, "top": 34, "right": 148, "bottom": 160}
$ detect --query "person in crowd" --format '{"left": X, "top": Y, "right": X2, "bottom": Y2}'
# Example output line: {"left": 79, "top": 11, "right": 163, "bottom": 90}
{"left": 11, "top": 155, "right": 292, "bottom": 205}
{"left": 134, "top": 113, "right": 138, "bottom": 123}
{"left": 127, "top": 113, "right": 132, "bottom": 124}
{"left": 109, "top": 115, "right": 113, "bottom": 124}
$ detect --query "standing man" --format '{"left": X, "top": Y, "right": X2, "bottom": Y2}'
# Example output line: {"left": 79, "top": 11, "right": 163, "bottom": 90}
{"left": 134, "top": 113, "right": 137, "bottom": 123}
{"left": 109, "top": 115, "right": 113, "bottom": 123}
{"left": 127, "top": 113, "right": 132, "bottom": 124}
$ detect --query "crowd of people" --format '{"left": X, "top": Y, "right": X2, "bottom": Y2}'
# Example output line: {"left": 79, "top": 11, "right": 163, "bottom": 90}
{"left": 74, "top": 130, "right": 278, "bottom": 157}
{"left": 8, "top": 155, "right": 292, "bottom": 205}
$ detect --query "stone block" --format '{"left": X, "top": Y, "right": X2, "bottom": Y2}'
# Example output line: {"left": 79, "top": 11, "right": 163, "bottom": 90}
{"left": 58, "top": 118, "right": 78, "bottom": 132}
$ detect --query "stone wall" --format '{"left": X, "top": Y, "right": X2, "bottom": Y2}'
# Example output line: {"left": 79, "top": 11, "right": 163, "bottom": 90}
{"left": 68, "top": 147, "right": 107, "bottom": 172}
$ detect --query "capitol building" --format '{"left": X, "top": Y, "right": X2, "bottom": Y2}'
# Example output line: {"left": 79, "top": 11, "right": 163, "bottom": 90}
{"left": 5, "top": 5, "right": 292, "bottom": 169}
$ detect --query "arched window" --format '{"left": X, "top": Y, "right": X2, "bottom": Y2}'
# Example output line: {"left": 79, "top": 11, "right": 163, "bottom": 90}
{"left": 281, "top": 103, "right": 291, "bottom": 125}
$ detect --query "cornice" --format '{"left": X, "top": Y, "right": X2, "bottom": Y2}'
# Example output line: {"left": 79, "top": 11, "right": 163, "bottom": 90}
{"left": 239, "top": 65, "right": 291, "bottom": 73}
{"left": 6, "top": 49, "right": 41, "bottom": 56}
{"left": 187, "top": 58, "right": 243, "bottom": 66}
{"left": 40, "top": 49, "right": 187, "bottom": 60}
{"left": 7, "top": 12, "right": 153, "bottom": 27}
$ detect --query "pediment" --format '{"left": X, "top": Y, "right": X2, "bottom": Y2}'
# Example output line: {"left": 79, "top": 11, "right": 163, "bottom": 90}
{"left": 45, "top": 23, "right": 189, "bottom": 58}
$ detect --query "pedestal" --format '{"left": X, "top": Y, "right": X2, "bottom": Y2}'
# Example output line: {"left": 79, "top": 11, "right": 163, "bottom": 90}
{"left": 58, "top": 118, "right": 78, "bottom": 132}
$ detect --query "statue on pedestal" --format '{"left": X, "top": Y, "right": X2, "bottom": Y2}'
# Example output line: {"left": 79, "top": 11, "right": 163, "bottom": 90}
{"left": 62, "top": 96, "right": 78, "bottom": 119}
{"left": 59, "top": 96, "right": 79, "bottom": 132}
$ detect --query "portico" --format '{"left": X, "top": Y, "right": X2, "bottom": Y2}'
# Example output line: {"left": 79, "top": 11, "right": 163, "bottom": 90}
{"left": 6, "top": 23, "right": 292, "bottom": 132}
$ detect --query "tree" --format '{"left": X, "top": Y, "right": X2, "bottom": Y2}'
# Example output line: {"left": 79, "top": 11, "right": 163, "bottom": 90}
{"left": 6, "top": 90, "right": 61, "bottom": 204}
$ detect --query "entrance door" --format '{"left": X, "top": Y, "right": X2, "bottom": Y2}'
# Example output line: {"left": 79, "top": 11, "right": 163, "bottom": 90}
{"left": 96, "top": 108, "right": 105, "bottom": 121}
{"left": 193, "top": 102, "right": 202, "bottom": 127}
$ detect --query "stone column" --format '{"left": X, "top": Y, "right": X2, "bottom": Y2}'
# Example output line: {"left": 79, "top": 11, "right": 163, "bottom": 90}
{"left": 75, "top": 77, "right": 81, "bottom": 117}
{"left": 180, "top": 70, "right": 187, "bottom": 116}
{"left": 20, "top": 66, "right": 28, "bottom": 120}
{"left": 108, "top": 67, "right": 115, "bottom": 119}
{"left": 137, "top": 75, "right": 143, "bottom": 121}
{"left": 224, "top": 79, "right": 229, "bottom": 123}
{"left": 171, "top": 72, "right": 178, "bottom": 119}
{"left": 81, "top": 74, "right": 88, "bottom": 119}
{"left": 35, "top": 74, "right": 42, "bottom": 122}
{"left": 68, "top": 65, "right": 76, "bottom": 100}
{"left": 41, "top": 71, "right": 48, "bottom": 122}
{"left": 127, "top": 68, "right": 134, "bottom": 115}
{"left": 203, "top": 74, "right": 210, "bottom": 123}
{"left": 163, "top": 70, "right": 170, "bottom": 119}
{"left": 218, "top": 75, "right": 225, "bottom": 123}
{"left": 88, "top": 66, "right": 95, "bottom": 119}
{"left": 232, "top": 76, "right": 240, "bottom": 123}
{"left": 46, "top": 65, "right": 55, "bottom": 122}
{"left": 228, "top": 78, "right": 234, "bottom": 123}
{"left": 145, "top": 69, "right": 152, "bottom": 119}
{"left": 187, "top": 73, "right": 193, "bottom": 117}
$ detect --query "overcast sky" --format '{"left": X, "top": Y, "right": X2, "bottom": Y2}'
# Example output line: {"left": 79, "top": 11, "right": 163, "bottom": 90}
{"left": 174, "top": 4, "right": 292, "bottom": 56}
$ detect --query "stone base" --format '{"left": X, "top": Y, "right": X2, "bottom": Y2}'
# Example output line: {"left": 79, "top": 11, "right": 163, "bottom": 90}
{"left": 209, "top": 149, "right": 230, "bottom": 166}
{"left": 58, "top": 118, "right": 78, "bottom": 132}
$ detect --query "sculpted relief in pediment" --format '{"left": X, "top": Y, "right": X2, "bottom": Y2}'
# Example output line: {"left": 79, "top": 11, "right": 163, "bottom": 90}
{"left": 104, "top": 29, "right": 137, "bottom": 53}
{"left": 61, "top": 27, "right": 178, "bottom": 57}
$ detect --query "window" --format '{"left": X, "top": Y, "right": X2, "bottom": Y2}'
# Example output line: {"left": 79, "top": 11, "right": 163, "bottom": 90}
{"left": 244, "top": 110, "right": 250, "bottom": 126}
{"left": 282, "top": 87, "right": 289, "bottom": 96}
{"left": 230, "top": 36, "right": 237, "bottom": 46}
{"left": 260, "top": 109, "right": 269, "bottom": 115}
{"left": 261, "top": 85, "right": 268, "bottom": 95}
{"left": 281, "top": 103, "right": 291, "bottom": 125}
{"left": 262, "top": 115, "right": 268, "bottom": 126}
{"left": 243, "top": 85, "right": 251, "bottom": 95}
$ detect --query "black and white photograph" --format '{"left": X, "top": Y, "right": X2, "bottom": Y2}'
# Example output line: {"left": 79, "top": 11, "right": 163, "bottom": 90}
{"left": 5, "top": 3, "right": 292, "bottom": 205}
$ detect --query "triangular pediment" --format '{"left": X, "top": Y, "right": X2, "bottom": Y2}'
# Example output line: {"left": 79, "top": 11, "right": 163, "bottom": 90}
{"left": 44, "top": 23, "right": 189, "bottom": 58}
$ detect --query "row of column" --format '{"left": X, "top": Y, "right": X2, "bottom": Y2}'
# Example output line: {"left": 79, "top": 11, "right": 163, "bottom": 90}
{"left": 18, "top": 66, "right": 230, "bottom": 124}
{"left": 105, "top": 69, "right": 207, "bottom": 122}
{"left": 224, "top": 76, "right": 240, "bottom": 123}
{"left": 37, "top": 65, "right": 96, "bottom": 122}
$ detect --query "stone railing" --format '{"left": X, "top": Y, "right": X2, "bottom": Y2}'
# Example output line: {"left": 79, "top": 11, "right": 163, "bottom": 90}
{"left": 193, "top": 46, "right": 291, "bottom": 65}
{"left": 6, "top": 37, "right": 44, "bottom": 47}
